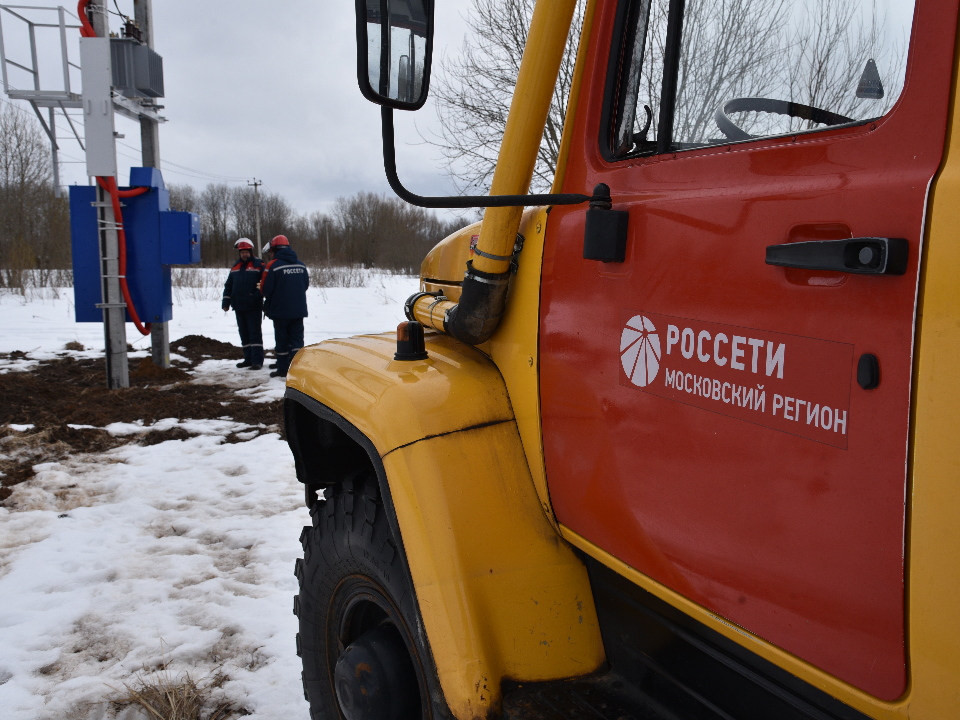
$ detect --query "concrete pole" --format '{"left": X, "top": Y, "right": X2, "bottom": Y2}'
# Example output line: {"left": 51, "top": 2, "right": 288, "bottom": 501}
{"left": 48, "top": 108, "right": 60, "bottom": 198}
{"left": 87, "top": 0, "right": 129, "bottom": 388}
{"left": 98, "top": 166, "right": 130, "bottom": 387}
{"left": 250, "top": 179, "right": 263, "bottom": 258}
{"left": 90, "top": 0, "right": 108, "bottom": 36}
{"left": 134, "top": 0, "right": 169, "bottom": 368}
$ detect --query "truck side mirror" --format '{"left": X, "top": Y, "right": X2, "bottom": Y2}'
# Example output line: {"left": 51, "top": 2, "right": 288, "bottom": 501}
{"left": 355, "top": 0, "right": 433, "bottom": 111}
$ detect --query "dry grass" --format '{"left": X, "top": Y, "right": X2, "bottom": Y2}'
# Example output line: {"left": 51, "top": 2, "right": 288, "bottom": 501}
{"left": 0, "top": 425, "right": 70, "bottom": 487}
{"left": 171, "top": 268, "right": 223, "bottom": 303}
{"left": 307, "top": 263, "right": 368, "bottom": 288}
{"left": 116, "top": 667, "right": 238, "bottom": 720}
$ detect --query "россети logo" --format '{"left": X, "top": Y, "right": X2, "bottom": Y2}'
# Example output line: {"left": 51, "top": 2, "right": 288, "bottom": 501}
{"left": 620, "top": 315, "right": 661, "bottom": 388}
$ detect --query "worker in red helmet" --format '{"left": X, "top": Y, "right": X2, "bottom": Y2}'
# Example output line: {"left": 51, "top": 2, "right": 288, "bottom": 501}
{"left": 260, "top": 234, "right": 309, "bottom": 378}
{"left": 222, "top": 238, "right": 266, "bottom": 369}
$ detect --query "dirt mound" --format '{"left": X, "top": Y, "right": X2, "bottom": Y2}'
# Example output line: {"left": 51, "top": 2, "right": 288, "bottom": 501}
{"left": 1, "top": 350, "right": 29, "bottom": 360}
{"left": 0, "top": 356, "right": 282, "bottom": 429}
{"left": 0, "top": 424, "right": 126, "bottom": 501}
{"left": 130, "top": 357, "right": 191, "bottom": 382}
{"left": 172, "top": 335, "right": 241, "bottom": 362}
{"left": 0, "top": 347, "right": 283, "bottom": 503}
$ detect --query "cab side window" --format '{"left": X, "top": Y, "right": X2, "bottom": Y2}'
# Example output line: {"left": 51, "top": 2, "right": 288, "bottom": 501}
{"left": 607, "top": 0, "right": 915, "bottom": 158}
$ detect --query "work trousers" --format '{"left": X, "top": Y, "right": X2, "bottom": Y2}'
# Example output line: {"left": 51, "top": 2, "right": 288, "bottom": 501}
{"left": 235, "top": 309, "right": 264, "bottom": 366}
{"left": 272, "top": 318, "right": 304, "bottom": 376}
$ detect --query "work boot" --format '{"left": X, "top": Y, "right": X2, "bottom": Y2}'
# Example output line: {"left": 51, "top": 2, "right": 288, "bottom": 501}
{"left": 270, "top": 371, "right": 286, "bottom": 379}
{"left": 236, "top": 360, "right": 251, "bottom": 368}
{"left": 249, "top": 364, "right": 262, "bottom": 370}
{"left": 269, "top": 363, "right": 277, "bottom": 369}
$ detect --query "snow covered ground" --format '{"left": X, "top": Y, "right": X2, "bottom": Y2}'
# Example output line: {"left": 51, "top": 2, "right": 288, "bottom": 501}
{"left": 0, "top": 272, "right": 421, "bottom": 719}
{"left": 0, "top": 272, "right": 417, "bottom": 357}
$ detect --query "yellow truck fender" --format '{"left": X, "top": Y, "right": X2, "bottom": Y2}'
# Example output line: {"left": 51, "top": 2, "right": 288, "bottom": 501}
{"left": 284, "top": 332, "right": 606, "bottom": 719}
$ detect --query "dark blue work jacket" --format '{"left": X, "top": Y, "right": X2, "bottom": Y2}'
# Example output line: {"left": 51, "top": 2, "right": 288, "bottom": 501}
{"left": 222, "top": 256, "right": 265, "bottom": 312}
{"left": 261, "top": 247, "right": 309, "bottom": 319}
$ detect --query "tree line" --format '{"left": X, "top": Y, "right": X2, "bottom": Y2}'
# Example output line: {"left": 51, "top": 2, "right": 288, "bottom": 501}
{"left": 168, "top": 183, "right": 464, "bottom": 272}
{"left": 0, "top": 104, "right": 71, "bottom": 290}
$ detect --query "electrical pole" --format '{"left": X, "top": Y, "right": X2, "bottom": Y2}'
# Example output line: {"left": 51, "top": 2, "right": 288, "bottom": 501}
{"left": 325, "top": 217, "right": 330, "bottom": 262}
{"left": 133, "top": 0, "right": 169, "bottom": 369}
{"left": 133, "top": 0, "right": 158, "bottom": 166}
{"left": 249, "top": 179, "right": 263, "bottom": 258}
{"left": 90, "top": 0, "right": 107, "bottom": 35}
{"left": 83, "top": 0, "right": 129, "bottom": 388}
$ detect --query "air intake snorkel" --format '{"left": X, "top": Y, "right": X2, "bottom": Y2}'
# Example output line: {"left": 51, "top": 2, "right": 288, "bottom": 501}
{"left": 369, "top": 0, "right": 590, "bottom": 345}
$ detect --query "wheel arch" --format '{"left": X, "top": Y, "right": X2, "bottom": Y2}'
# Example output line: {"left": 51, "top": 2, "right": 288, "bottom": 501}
{"left": 285, "top": 388, "right": 451, "bottom": 718}
{"left": 283, "top": 334, "right": 605, "bottom": 719}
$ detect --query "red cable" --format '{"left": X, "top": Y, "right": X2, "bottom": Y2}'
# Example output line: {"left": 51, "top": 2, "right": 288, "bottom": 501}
{"left": 96, "top": 177, "right": 152, "bottom": 336}
{"left": 117, "top": 186, "right": 150, "bottom": 198}
{"left": 77, "top": 0, "right": 95, "bottom": 38}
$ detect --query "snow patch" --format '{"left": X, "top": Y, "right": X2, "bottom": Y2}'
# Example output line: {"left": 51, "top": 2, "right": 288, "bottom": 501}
{"left": 0, "top": 432, "right": 309, "bottom": 719}
{"left": 0, "top": 271, "right": 422, "bottom": 718}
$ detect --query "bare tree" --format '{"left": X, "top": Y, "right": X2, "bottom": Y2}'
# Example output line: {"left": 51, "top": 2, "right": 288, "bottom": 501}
{"left": 259, "top": 192, "right": 293, "bottom": 242}
{"left": 168, "top": 183, "right": 199, "bottom": 213}
{"left": 200, "top": 183, "right": 232, "bottom": 266}
{"left": 622, "top": 0, "right": 908, "bottom": 146}
{"left": 333, "top": 192, "right": 464, "bottom": 272}
{"left": 0, "top": 104, "right": 69, "bottom": 290}
{"left": 230, "top": 186, "right": 257, "bottom": 245}
{"left": 308, "top": 211, "right": 334, "bottom": 264}
{"left": 433, "top": 0, "right": 909, "bottom": 182}
{"left": 784, "top": 0, "right": 906, "bottom": 130}
{"left": 671, "top": 0, "right": 791, "bottom": 144}
{"left": 428, "top": 0, "right": 586, "bottom": 195}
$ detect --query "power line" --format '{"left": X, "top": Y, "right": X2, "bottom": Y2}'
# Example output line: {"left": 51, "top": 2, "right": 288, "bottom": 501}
{"left": 159, "top": 158, "right": 249, "bottom": 182}
{"left": 114, "top": 147, "right": 246, "bottom": 185}
{"left": 116, "top": 140, "right": 248, "bottom": 181}
{"left": 3, "top": 97, "right": 251, "bottom": 185}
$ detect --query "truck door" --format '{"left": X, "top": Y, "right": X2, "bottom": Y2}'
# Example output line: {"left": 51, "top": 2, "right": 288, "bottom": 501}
{"left": 540, "top": 0, "right": 957, "bottom": 700}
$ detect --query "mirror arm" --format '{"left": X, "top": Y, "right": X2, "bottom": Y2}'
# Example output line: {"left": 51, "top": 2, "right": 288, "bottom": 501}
{"left": 381, "top": 107, "right": 593, "bottom": 209}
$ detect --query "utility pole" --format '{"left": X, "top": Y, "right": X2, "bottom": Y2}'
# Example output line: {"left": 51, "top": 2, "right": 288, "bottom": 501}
{"left": 133, "top": 0, "right": 169, "bottom": 368}
{"left": 133, "top": 0, "right": 158, "bottom": 166}
{"left": 325, "top": 217, "right": 331, "bottom": 262}
{"left": 90, "top": 0, "right": 107, "bottom": 36}
{"left": 249, "top": 179, "right": 263, "bottom": 258}
{"left": 85, "top": 0, "right": 129, "bottom": 388}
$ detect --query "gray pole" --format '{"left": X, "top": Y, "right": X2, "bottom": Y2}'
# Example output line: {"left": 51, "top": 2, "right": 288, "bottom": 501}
{"left": 90, "top": 0, "right": 108, "bottom": 36}
{"left": 250, "top": 179, "right": 262, "bottom": 258}
{"left": 325, "top": 218, "right": 330, "bottom": 262}
{"left": 98, "top": 183, "right": 130, "bottom": 388}
{"left": 88, "top": 0, "right": 129, "bottom": 387}
{"left": 48, "top": 108, "right": 60, "bottom": 198}
{"left": 134, "top": 0, "right": 169, "bottom": 368}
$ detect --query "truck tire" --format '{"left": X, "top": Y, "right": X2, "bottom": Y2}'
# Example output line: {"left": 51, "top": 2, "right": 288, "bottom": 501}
{"left": 294, "top": 469, "right": 436, "bottom": 720}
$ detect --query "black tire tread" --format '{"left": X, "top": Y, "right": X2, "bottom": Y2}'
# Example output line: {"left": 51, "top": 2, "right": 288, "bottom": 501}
{"left": 295, "top": 469, "right": 435, "bottom": 718}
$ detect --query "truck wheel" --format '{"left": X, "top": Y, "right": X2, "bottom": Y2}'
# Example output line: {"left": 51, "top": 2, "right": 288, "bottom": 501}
{"left": 295, "top": 469, "right": 433, "bottom": 720}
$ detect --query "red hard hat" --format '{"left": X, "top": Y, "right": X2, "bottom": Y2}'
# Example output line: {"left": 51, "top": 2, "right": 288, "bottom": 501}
{"left": 269, "top": 235, "right": 290, "bottom": 248}
{"left": 234, "top": 238, "right": 254, "bottom": 250}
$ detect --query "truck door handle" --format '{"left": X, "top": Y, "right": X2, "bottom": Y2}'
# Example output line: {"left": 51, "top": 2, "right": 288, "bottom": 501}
{"left": 765, "top": 237, "right": 908, "bottom": 275}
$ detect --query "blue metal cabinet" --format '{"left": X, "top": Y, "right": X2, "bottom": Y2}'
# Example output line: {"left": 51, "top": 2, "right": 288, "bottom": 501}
{"left": 70, "top": 167, "right": 201, "bottom": 323}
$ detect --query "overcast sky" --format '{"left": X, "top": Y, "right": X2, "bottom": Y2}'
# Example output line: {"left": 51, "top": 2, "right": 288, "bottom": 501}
{"left": 1, "top": 0, "right": 474, "bottom": 219}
